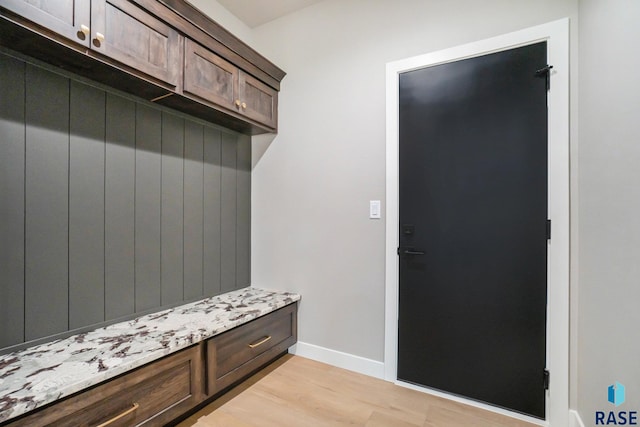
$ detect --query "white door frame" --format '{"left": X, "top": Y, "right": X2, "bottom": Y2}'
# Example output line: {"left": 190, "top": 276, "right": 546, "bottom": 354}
{"left": 384, "top": 19, "right": 569, "bottom": 426}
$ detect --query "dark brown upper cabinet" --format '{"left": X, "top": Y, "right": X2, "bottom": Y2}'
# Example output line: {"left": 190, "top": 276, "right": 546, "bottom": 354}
{"left": 184, "top": 39, "right": 277, "bottom": 129}
{"left": 238, "top": 70, "right": 277, "bottom": 130}
{"left": 184, "top": 38, "right": 237, "bottom": 111}
{"left": 0, "top": 0, "right": 181, "bottom": 88}
{"left": 0, "top": 0, "right": 285, "bottom": 134}
{"left": 0, "top": 0, "right": 91, "bottom": 46}
{"left": 92, "top": 0, "right": 182, "bottom": 88}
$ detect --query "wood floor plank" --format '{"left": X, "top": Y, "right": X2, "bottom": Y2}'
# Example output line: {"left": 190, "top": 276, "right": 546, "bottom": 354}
{"left": 191, "top": 411, "right": 254, "bottom": 427}
{"left": 177, "top": 355, "right": 539, "bottom": 427}
{"left": 366, "top": 410, "right": 423, "bottom": 427}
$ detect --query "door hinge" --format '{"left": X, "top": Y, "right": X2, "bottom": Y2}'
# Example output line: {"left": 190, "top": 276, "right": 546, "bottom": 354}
{"left": 543, "top": 369, "right": 550, "bottom": 390}
{"left": 546, "top": 219, "right": 551, "bottom": 240}
{"left": 535, "top": 64, "right": 554, "bottom": 91}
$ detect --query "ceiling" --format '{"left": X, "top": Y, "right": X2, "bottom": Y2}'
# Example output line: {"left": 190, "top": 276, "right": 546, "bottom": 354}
{"left": 215, "top": 0, "right": 325, "bottom": 28}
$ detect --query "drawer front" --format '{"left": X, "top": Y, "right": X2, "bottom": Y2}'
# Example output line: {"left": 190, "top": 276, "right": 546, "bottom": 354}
{"left": 8, "top": 345, "right": 204, "bottom": 427}
{"left": 207, "top": 303, "right": 297, "bottom": 394}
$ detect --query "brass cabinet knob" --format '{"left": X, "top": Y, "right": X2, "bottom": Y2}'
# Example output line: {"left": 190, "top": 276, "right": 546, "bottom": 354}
{"left": 235, "top": 99, "right": 241, "bottom": 107}
{"left": 241, "top": 102, "right": 247, "bottom": 109}
{"left": 77, "top": 24, "right": 90, "bottom": 40}
{"left": 93, "top": 32, "right": 105, "bottom": 48}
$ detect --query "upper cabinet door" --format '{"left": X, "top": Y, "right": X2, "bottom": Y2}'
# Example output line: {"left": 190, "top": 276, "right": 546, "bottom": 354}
{"left": 91, "top": 0, "right": 182, "bottom": 88}
{"left": 183, "top": 38, "right": 238, "bottom": 111}
{"left": 238, "top": 71, "right": 277, "bottom": 129}
{"left": 0, "top": 0, "right": 91, "bottom": 46}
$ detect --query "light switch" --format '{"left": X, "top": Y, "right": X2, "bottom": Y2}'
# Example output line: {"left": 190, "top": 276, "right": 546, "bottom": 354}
{"left": 369, "top": 200, "right": 381, "bottom": 219}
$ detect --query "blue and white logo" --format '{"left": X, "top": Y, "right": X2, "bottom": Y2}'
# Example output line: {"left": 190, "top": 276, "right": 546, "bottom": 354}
{"left": 609, "top": 382, "right": 626, "bottom": 407}
{"left": 597, "top": 381, "right": 637, "bottom": 425}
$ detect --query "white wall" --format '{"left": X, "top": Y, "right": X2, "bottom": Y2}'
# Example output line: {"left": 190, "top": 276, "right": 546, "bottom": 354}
{"left": 578, "top": 0, "right": 640, "bottom": 420}
{"left": 249, "top": 0, "right": 578, "bottom": 364}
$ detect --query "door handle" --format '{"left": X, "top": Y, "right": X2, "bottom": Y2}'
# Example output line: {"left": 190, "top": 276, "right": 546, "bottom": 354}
{"left": 403, "top": 249, "right": 425, "bottom": 256}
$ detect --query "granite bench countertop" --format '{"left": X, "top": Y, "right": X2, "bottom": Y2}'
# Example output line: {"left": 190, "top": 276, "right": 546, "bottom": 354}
{"left": 0, "top": 287, "right": 300, "bottom": 423}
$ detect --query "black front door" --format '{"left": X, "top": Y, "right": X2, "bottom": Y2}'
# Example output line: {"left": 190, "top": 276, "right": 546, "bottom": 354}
{"left": 397, "top": 42, "right": 548, "bottom": 419}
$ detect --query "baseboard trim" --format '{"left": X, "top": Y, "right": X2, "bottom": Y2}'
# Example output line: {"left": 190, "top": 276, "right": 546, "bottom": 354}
{"left": 570, "top": 410, "right": 585, "bottom": 427}
{"left": 289, "top": 341, "right": 385, "bottom": 379}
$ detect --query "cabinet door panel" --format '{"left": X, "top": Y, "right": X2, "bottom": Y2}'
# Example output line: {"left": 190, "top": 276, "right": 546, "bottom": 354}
{"left": 0, "top": 0, "right": 90, "bottom": 46}
{"left": 184, "top": 38, "right": 237, "bottom": 110}
{"left": 91, "top": 0, "right": 181, "bottom": 88}
{"left": 238, "top": 70, "right": 277, "bottom": 129}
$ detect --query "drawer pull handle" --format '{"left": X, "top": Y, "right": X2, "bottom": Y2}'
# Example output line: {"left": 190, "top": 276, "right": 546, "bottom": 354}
{"left": 248, "top": 335, "right": 272, "bottom": 348}
{"left": 96, "top": 402, "right": 139, "bottom": 427}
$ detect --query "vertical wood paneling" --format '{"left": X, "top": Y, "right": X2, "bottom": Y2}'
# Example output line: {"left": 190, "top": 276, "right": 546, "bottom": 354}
{"left": 135, "top": 104, "right": 162, "bottom": 312}
{"left": 203, "top": 127, "right": 222, "bottom": 296}
{"left": 0, "top": 55, "right": 25, "bottom": 348}
{"left": 0, "top": 53, "right": 252, "bottom": 351}
{"left": 161, "top": 112, "right": 184, "bottom": 305}
{"left": 220, "top": 132, "right": 237, "bottom": 293}
{"left": 236, "top": 134, "right": 251, "bottom": 289}
{"left": 105, "top": 94, "right": 136, "bottom": 320}
{"left": 24, "top": 65, "right": 69, "bottom": 341}
{"left": 184, "top": 120, "right": 204, "bottom": 300}
{"left": 69, "top": 82, "right": 106, "bottom": 328}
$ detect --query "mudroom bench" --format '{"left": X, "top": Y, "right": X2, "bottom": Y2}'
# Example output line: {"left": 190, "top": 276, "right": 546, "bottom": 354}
{"left": 0, "top": 287, "right": 300, "bottom": 426}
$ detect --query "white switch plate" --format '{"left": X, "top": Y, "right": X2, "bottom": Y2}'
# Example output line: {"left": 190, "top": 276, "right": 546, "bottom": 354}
{"left": 370, "top": 200, "right": 381, "bottom": 219}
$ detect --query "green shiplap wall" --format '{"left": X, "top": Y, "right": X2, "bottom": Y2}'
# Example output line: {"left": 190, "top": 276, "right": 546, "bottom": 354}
{"left": 0, "top": 52, "right": 251, "bottom": 351}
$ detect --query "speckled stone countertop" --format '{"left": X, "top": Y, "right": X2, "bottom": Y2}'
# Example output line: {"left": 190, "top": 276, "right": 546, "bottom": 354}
{"left": 0, "top": 287, "right": 300, "bottom": 423}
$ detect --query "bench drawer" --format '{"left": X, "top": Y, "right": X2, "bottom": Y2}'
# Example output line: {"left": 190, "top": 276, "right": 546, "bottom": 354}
{"left": 7, "top": 345, "right": 203, "bottom": 427}
{"left": 207, "top": 303, "right": 297, "bottom": 394}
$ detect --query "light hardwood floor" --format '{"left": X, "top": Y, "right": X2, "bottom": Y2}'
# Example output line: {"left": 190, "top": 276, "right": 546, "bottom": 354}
{"left": 177, "top": 355, "right": 538, "bottom": 427}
